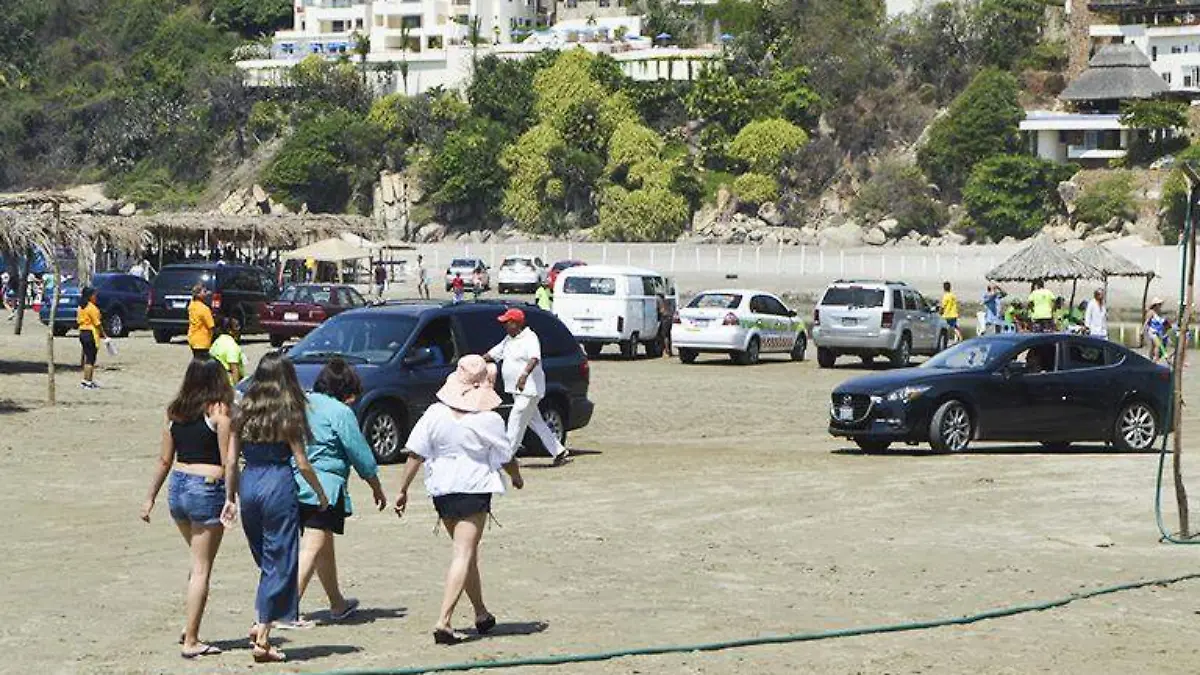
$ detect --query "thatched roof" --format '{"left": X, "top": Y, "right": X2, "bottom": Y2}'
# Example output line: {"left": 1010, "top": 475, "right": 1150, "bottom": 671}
{"left": 1072, "top": 241, "right": 1153, "bottom": 278}
{"left": 0, "top": 192, "right": 77, "bottom": 209}
{"left": 1060, "top": 44, "right": 1170, "bottom": 101}
{"left": 986, "top": 237, "right": 1103, "bottom": 282}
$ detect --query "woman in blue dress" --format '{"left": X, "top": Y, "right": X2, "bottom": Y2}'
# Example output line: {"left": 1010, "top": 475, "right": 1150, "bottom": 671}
{"left": 222, "top": 353, "right": 328, "bottom": 663}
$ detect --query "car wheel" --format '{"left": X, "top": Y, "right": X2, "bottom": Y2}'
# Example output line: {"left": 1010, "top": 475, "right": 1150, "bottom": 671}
{"left": 790, "top": 333, "right": 807, "bottom": 361}
{"left": 153, "top": 329, "right": 173, "bottom": 344}
{"left": 735, "top": 337, "right": 761, "bottom": 365}
{"left": 104, "top": 311, "right": 127, "bottom": 338}
{"left": 269, "top": 334, "right": 285, "bottom": 348}
{"left": 929, "top": 399, "right": 972, "bottom": 453}
{"left": 1040, "top": 442, "right": 1073, "bottom": 452}
{"left": 679, "top": 348, "right": 698, "bottom": 364}
{"left": 1113, "top": 400, "right": 1159, "bottom": 452}
{"left": 889, "top": 334, "right": 912, "bottom": 368}
{"left": 817, "top": 347, "right": 836, "bottom": 369}
{"left": 584, "top": 342, "right": 603, "bottom": 358}
{"left": 364, "top": 403, "right": 407, "bottom": 464}
{"left": 619, "top": 334, "right": 637, "bottom": 359}
{"left": 855, "top": 439, "right": 890, "bottom": 453}
{"left": 52, "top": 325, "right": 69, "bottom": 337}
{"left": 540, "top": 399, "right": 568, "bottom": 445}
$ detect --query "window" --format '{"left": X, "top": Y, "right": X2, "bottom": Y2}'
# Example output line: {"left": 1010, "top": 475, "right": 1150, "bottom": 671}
{"left": 688, "top": 293, "right": 742, "bottom": 310}
{"left": 340, "top": 287, "right": 366, "bottom": 307}
{"left": 1009, "top": 344, "right": 1057, "bottom": 375}
{"left": 525, "top": 311, "right": 580, "bottom": 357}
{"left": 566, "top": 0, "right": 577, "bottom": 8}
{"left": 292, "top": 314, "right": 418, "bottom": 364}
{"left": 428, "top": 35, "right": 443, "bottom": 49}
{"left": 332, "top": 20, "right": 347, "bottom": 32}
{"left": 1187, "top": 75, "right": 1193, "bottom": 88}
{"left": 1063, "top": 341, "right": 1106, "bottom": 370}
{"left": 749, "top": 295, "right": 769, "bottom": 314}
{"left": 598, "top": 0, "right": 610, "bottom": 6}
{"left": 455, "top": 310, "right": 510, "bottom": 354}
{"left": 409, "top": 317, "right": 458, "bottom": 368}
{"left": 641, "top": 276, "right": 663, "bottom": 296}
{"left": 402, "top": 15, "right": 422, "bottom": 28}
{"left": 1106, "top": 345, "right": 1128, "bottom": 366}
{"left": 819, "top": 286, "right": 885, "bottom": 308}
{"left": 355, "top": 18, "right": 364, "bottom": 29}
{"left": 1153, "top": 45, "right": 1158, "bottom": 61}
{"left": 901, "top": 290, "right": 917, "bottom": 311}
{"left": 754, "top": 295, "right": 790, "bottom": 316}
{"left": 563, "top": 276, "right": 616, "bottom": 295}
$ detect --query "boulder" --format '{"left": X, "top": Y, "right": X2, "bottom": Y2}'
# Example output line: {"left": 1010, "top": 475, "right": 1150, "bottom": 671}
{"left": 877, "top": 217, "right": 900, "bottom": 234}
{"left": 818, "top": 221, "right": 864, "bottom": 248}
{"left": 415, "top": 223, "right": 447, "bottom": 243}
{"left": 1058, "top": 180, "right": 1081, "bottom": 216}
{"left": 380, "top": 172, "right": 397, "bottom": 205}
{"left": 1122, "top": 217, "right": 1164, "bottom": 246}
{"left": 942, "top": 230, "right": 967, "bottom": 246}
{"left": 758, "top": 201, "right": 785, "bottom": 227}
{"left": 863, "top": 227, "right": 888, "bottom": 246}
{"left": 1103, "top": 217, "right": 1123, "bottom": 233}
{"left": 269, "top": 199, "right": 291, "bottom": 215}
{"left": 252, "top": 184, "right": 269, "bottom": 205}
{"left": 1086, "top": 230, "right": 1118, "bottom": 244}
{"left": 715, "top": 185, "right": 736, "bottom": 215}
{"left": 692, "top": 205, "right": 720, "bottom": 234}
{"left": 118, "top": 202, "right": 137, "bottom": 217}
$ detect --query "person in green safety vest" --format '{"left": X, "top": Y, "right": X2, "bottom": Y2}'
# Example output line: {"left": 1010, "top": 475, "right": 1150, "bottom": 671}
{"left": 534, "top": 279, "right": 553, "bottom": 311}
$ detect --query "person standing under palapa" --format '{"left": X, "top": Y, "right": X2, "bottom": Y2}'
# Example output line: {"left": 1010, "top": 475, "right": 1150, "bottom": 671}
{"left": 284, "top": 358, "right": 387, "bottom": 628}
{"left": 484, "top": 308, "right": 570, "bottom": 466}
{"left": 139, "top": 359, "right": 234, "bottom": 659}
{"left": 188, "top": 284, "right": 216, "bottom": 359}
{"left": 77, "top": 286, "right": 106, "bottom": 389}
{"left": 1145, "top": 297, "right": 1168, "bottom": 363}
{"left": 1028, "top": 279, "right": 1057, "bottom": 333}
{"left": 393, "top": 355, "right": 524, "bottom": 644}
{"left": 1085, "top": 288, "right": 1108, "bottom": 339}
{"left": 981, "top": 284, "right": 1006, "bottom": 335}
{"left": 209, "top": 316, "right": 247, "bottom": 385}
{"left": 221, "top": 353, "right": 329, "bottom": 663}
{"left": 940, "top": 281, "right": 961, "bottom": 343}
{"left": 534, "top": 278, "right": 553, "bottom": 311}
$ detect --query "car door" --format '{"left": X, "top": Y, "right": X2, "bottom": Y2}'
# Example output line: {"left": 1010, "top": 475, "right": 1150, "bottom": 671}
{"left": 978, "top": 340, "right": 1062, "bottom": 440}
{"left": 1058, "top": 338, "right": 1120, "bottom": 441}
{"left": 906, "top": 290, "right": 933, "bottom": 352}
{"left": 757, "top": 294, "right": 792, "bottom": 352}
{"left": 641, "top": 276, "right": 661, "bottom": 337}
{"left": 403, "top": 315, "right": 460, "bottom": 421}
{"left": 129, "top": 277, "right": 151, "bottom": 326}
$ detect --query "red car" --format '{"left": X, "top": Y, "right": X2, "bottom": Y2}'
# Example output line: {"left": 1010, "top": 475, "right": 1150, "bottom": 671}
{"left": 548, "top": 260, "right": 586, "bottom": 290}
{"left": 261, "top": 283, "right": 368, "bottom": 347}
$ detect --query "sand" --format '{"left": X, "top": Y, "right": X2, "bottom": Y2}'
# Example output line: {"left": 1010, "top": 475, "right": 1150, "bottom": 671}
{"left": 2, "top": 320, "right": 1200, "bottom": 674}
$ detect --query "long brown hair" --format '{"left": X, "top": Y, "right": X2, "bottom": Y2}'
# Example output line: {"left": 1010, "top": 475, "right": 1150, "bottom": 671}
{"left": 167, "top": 358, "right": 234, "bottom": 423}
{"left": 234, "top": 352, "right": 310, "bottom": 444}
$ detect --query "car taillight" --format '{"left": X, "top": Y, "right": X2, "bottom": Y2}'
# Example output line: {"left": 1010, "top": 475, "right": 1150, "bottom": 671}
{"left": 581, "top": 358, "right": 590, "bottom": 382}
{"left": 881, "top": 311, "right": 894, "bottom": 328}
{"left": 211, "top": 292, "right": 222, "bottom": 310}
{"left": 813, "top": 309, "right": 820, "bottom": 326}
{"left": 309, "top": 308, "right": 327, "bottom": 321}
{"left": 723, "top": 312, "right": 739, "bottom": 326}
{"left": 672, "top": 311, "right": 681, "bottom": 325}
{"left": 148, "top": 289, "right": 155, "bottom": 309}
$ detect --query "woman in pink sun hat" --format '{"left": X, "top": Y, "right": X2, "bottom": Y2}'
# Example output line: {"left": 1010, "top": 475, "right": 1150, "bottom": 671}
{"left": 393, "top": 355, "right": 524, "bottom": 645}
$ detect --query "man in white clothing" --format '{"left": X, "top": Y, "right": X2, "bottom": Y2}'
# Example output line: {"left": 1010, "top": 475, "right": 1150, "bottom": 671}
{"left": 1085, "top": 288, "right": 1108, "bottom": 338}
{"left": 484, "top": 307, "right": 570, "bottom": 466}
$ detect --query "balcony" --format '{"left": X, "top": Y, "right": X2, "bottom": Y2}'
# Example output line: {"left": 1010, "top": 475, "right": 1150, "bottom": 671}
{"left": 1067, "top": 146, "right": 1127, "bottom": 160}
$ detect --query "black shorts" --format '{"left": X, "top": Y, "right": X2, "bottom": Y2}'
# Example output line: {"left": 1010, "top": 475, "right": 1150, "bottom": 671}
{"left": 301, "top": 491, "right": 347, "bottom": 535}
{"left": 192, "top": 348, "right": 210, "bottom": 360}
{"left": 432, "top": 493, "right": 492, "bottom": 520}
{"left": 80, "top": 332, "right": 98, "bottom": 366}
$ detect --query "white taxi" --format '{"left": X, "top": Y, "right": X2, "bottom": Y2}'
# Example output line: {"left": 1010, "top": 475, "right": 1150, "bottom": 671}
{"left": 672, "top": 289, "right": 808, "bottom": 365}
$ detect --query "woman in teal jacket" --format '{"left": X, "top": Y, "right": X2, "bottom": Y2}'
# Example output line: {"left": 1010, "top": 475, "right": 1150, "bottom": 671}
{"left": 289, "top": 358, "right": 387, "bottom": 625}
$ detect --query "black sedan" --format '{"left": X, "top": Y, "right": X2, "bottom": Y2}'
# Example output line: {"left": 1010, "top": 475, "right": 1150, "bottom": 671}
{"left": 829, "top": 334, "right": 1171, "bottom": 454}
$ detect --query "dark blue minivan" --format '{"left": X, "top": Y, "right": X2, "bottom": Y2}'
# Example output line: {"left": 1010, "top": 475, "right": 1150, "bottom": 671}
{"left": 40, "top": 272, "right": 151, "bottom": 337}
{"left": 264, "top": 300, "right": 595, "bottom": 463}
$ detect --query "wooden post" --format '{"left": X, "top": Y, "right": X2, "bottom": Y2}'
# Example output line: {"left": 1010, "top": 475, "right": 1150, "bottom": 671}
{"left": 47, "top": 203, "right": 61, "bottom": 406}
{"left": 1139, "top": 275, "right": 1152, "bottom": 348}
{"left": 13, "top": 246, "right": 31, "bottom": 335}
{"left": 1170, "top": 176, "right": 1200, "bottom": 538}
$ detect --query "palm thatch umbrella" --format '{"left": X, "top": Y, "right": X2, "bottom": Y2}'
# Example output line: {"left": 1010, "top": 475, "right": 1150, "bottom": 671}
{"left": 1073, "top": 240, "right": 1156, "bottom": 344}
{"left": 986, "top": 236, "right": 1103, "bottom": 315}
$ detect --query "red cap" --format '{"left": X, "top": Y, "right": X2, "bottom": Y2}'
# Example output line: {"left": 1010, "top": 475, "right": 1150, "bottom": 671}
{"left": 497, "top": 308, "right": 526, "bottom": 324}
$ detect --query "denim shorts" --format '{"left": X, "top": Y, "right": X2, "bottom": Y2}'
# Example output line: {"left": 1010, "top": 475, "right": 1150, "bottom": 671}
{"left": 167, "top": 470, "right": 225, "bottom": 526}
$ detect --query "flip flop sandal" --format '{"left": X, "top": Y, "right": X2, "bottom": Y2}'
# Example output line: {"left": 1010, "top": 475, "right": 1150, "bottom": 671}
{"left": 329, "top": 598, "right": 360, "bottom": 622}
{"left": 274, "top": 618, "right": 316, "bottom": 630}
{"left": 475, "top": 614, "right": 497, "bottom": 634}
{"left": 252, "top": 645, "right": 287, "bottom": 663}
{"left": 433, "top": 628, "right": 465, "bottom": 645}
{"left": 180, "top": 644, "right": 222, "bottom": 659}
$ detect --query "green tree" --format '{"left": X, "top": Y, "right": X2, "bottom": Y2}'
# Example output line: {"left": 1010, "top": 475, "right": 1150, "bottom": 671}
{"left": 1075, "top": 171, "right": 1136, "bottom": 226}
{"left": 917, "top": 68, "right": 1023, "bottom": 197}
{"left": 973, "top": 0, "right": 1045, "bottom": 71}
{"left": 962, "top": 154, "right": 1075, "bottom": 241}
{"left": 467, "top": 54, "right": 552, "bottom": 133}
{"left": 263, "top": 110, "right": 384, "bottom": 213}
{"left": 596, "top": 185, "right": 690, "bottom": 241}
{"left": 728, "top": 118, "right": 809, "bottom": 174}
{"left": 211, "top": 0, "right": 292, "bottom": 38}
{"left": 422, "top": 118, "right": 510, "bottom": 224}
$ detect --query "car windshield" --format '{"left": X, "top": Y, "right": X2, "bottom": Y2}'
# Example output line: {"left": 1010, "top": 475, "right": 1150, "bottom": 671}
{"left": 297, "top": 287, "right": 333, "bottom": 304}
{"left": 821, "top": 286, "right": 885, "bottom": 308}
{"left": 450, "top": 259, "right": 476, "bottom": 268}
{"left": 290, "top": 314, "right": 418, "bottom": 364}
{"left": 156, "top": 268, "right": 213, "bottom": 292}
{"left": 502, "top": 258, "right": 534, "bottom": 269}
{"left": 688, "top": 293, "right": 742, "bottom": 309}
{"left": 921, "top": 340, "right": 1002, "bottom": 370}
{"left": 563, "top": 276, "right": 617, "bottom": 295}
{"left": 278, "top": 286, "right": 298, "bottom": 302}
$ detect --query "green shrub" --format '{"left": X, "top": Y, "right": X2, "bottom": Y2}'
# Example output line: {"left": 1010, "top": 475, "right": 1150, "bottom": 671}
{"left": 1075, "top": 171, "right": 1136, "bottom": 226}
{"left": 853, "top": 161, "right": 946, "bottom": 236}
{"left": 596, "top": 186, "right": 690, "bottom": 241}
{"left": 728, "top": 118, "right": 809, "bottom": 174}
{"left": 962, "top": 154, "right": 1076, "bottom": 241}
{"left": 732, "top": 172, "right": 779, "bottom": 207}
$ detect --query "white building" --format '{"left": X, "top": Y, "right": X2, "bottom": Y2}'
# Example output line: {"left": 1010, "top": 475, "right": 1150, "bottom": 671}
{"left": 1087, "top": 0, "right": 1200, "bottom": 91}
{"left": 1021, "top": 111, "right": 1132, "bottom": 163}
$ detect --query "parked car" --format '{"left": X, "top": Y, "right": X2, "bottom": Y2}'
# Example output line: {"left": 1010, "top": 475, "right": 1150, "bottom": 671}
{"left": 553, "top": 265, "right": 676, "bottom": 359}
{"left": 547, "top": 259, "right": 586, "bottom": 291}
{"left": 811, "top": 280, "right": 949, "bottom": 369}
{"left": 444, "top": 257, "right": 490, "bottom": 291}
{"left": 672, "top": 289, "right": 807, "bottom": 365}
{"left": 147, "top": 263, "right": 279, "bottom": 343}
{"left": 270, "top": 300, "right": 595, "bottom": 463}
{"left": 261, "top": 283, "right": 368, "bottom": 348}
{"left": 40, "top": 272, "right": 150, "bottom": 338}
{"left": 828, "top": 334, "right": 1171, "bottom": 454}
{"left": 496, "top": 255, "right": 548, "bottom": 294}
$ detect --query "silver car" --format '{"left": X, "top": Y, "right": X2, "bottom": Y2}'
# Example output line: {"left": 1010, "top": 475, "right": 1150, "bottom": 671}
{"left": 444, "top": 257, "right": 490, "bottom": 291}
{"left": 811, "top": 280, "right": 949, "bottom": 368}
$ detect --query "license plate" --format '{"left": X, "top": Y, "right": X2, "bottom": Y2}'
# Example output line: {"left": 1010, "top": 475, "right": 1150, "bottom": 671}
{"left": 692, "top": 319, "right": 710, "bottom": 327}
{"left": 284, "top": 312, "right": 299, "bottom": 321}
{"left": 842, "top": 317, "right": 858, "bottom": 326}
{"left": 171, "top": 301, "right": 187, "bottom": 309}
{"left": 837, "top": 406, "right": 854, "bottom": 421}
{"left": 577, "top": 324, "right": 593, "bottom": 332}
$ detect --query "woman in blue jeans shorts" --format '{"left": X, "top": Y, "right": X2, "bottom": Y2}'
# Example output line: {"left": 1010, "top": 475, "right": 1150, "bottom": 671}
{"left": 140, "top": 358, "right": 234, "bottom": 659}
{"left": 222, "top": 353, "right": 328, "bottom": 663}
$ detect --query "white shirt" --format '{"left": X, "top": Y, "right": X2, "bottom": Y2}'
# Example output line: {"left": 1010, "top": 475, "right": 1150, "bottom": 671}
{"left": 487, "top": 328, "right": 545, "bottom": 398}
{"left": 1085, "top": 299, "right": 1108, "bottom": 338}
{"left": 405, "top": 403, "right": 514, "bottom": 497}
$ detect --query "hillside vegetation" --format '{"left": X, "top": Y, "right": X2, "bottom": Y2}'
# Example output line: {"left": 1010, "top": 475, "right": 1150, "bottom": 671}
{"left": 0, "top": 0, "right": 1116, "bottom": 243}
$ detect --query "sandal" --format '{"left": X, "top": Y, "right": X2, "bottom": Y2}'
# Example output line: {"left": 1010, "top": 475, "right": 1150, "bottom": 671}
{"left": 181, "top": 643, "right": 222, "bottom": 659}
{"left": 474, "top": 614, "right": 496, "bottom": 634}
{"left": 252, "top": 644, "right": 287, "bottom": 663}
{"left": 329, "top": 597, "right": 360, "bottom": 622}
{"left": 433, "top": 628, "right": 465, "bottom": 645}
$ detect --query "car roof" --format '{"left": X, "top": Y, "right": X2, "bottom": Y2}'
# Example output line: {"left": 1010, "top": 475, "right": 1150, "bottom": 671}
{"left": 558, "top": 264, "right": 663, "bottom": 277}
{"left": 692, "top": 288, "right": 776, "bottom": 297}
{"left": 159, "top": 263, "right": 256, "bottom": 271}
{"left": 344, "top": 299, "right": 546, "bottom": 318}
{"left": 827, "top": 279, "right": 911, "bottom": 287}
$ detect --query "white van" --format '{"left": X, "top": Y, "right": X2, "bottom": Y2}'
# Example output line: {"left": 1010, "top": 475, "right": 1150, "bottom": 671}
{"left": 553, "top": 265, "right": 676, "bottom": 358}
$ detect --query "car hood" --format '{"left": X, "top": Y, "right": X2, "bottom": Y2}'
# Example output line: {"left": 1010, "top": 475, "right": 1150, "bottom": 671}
{"left": 833, "top": 369, "right": 945, "bottom": 395}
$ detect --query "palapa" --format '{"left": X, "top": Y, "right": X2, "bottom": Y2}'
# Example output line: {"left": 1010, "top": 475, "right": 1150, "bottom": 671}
{"left": 986, "top": 236, "right": 1102, "bottom": 282}
{"left": 1072, "top": 240, "right": 1154, "bottom": 279}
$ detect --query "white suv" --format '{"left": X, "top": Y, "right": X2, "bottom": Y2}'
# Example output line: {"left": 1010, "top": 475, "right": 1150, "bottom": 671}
{"left": 811, "top": 280, "right": 949, "bottom": 368}
{"left": 497, "top": 255, "right": 547, "bottom": 294}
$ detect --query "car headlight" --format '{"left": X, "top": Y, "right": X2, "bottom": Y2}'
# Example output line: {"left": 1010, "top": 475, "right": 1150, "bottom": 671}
{"left": 886, "top": 385, "right": 931, "bottom": 403}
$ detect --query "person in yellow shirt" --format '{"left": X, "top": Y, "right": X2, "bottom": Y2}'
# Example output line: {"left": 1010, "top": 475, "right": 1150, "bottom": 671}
{"left": 76, "top": 286, "right": 106, "bottom": 389}
{"left": 940, "top": 281, "right": 961, "bottom": 344}
{"left": 1028, "top": 279, "right": 1057, "bottom": 333}
{"left": 187, "top": 284, "right": 216, "bottom": 359}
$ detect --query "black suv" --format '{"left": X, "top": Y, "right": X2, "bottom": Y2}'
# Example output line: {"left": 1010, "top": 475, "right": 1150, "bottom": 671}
{"left": 148, "top": 263, "right": 280, "bottom": 343}
{"left": 278, "top": 300, "right": 595, "bottom": 463}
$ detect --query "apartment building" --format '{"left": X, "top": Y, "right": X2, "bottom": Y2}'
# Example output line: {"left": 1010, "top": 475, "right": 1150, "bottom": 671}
{"left": 1086, "top": 0, "right": 1200, "bottom": 91}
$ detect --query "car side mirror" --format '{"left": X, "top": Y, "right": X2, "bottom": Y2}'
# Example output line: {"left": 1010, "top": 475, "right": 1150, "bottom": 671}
{"left": 403, "top": 347, "right": 435, "bottom": 368}
{"left": 277, "top": 344, "right": 292, "bottom": 356}
{"left": 787, "top": 309, "right": 797, "bottom": 317}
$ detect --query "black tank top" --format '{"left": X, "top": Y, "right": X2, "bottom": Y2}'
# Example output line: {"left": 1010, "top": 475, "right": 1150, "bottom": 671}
{"left": 171, "top": 417, "right": 222, "bottom": 466}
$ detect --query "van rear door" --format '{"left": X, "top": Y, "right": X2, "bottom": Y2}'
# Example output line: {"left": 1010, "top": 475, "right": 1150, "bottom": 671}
{"left": 554, "top": 274, "right": 623, "bottom": 340}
